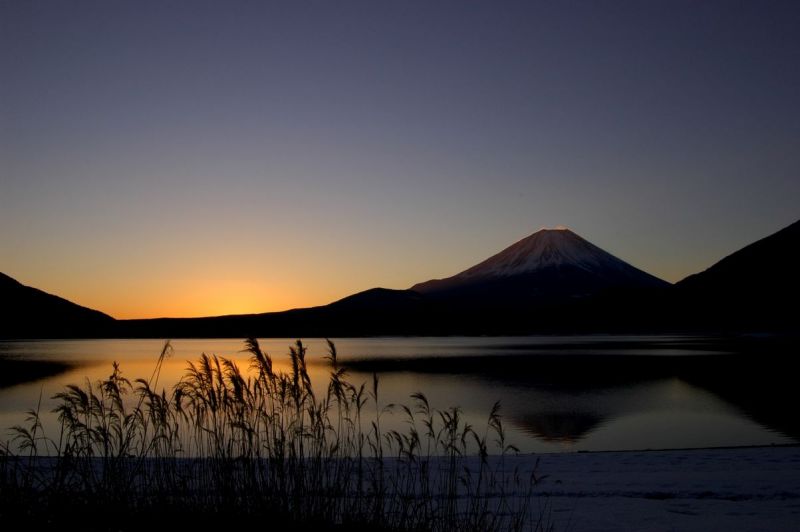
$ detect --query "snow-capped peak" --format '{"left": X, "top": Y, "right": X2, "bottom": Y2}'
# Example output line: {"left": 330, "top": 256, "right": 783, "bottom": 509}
{"left": 446, "top": 228, "right": 632, "bottom": 281}
{"left": 410, "top": 227, "right": 668, "bottom": 295}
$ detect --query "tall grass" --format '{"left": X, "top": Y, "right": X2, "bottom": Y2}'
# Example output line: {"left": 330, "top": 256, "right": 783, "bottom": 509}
{"left": 0, "top": 339, "right": 548, "bottom": 531}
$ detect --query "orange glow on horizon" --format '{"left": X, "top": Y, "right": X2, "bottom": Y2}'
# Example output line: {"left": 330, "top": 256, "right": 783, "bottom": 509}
{"left": 46, "top": 277, "right": 352, "bottom": 320}
{"left": 9, "top": 233, "right": 692, "bottom": 320}
{"left": 103, "top": 281, "right": 340, "bottom": 320}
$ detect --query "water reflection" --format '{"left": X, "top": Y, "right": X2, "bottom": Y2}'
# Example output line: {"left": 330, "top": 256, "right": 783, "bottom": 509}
{"left": 0, "top": 337, "right": 796, "bottom": 452}
{"left": 345, "top": 347, "right": 800, "bottom": 449}
{"left": 0, "top": 359, "right": 78, "bottom": 388}
{"left": 516, "top": 411, "right": 604, "bottom": 442}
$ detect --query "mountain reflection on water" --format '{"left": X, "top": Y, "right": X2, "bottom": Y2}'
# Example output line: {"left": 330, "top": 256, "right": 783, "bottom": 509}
{"left": 344, "top": 336, "right": 800, "bottom": 449}
{"left": 0, "top": 336, "right": 796, "bottom": 452}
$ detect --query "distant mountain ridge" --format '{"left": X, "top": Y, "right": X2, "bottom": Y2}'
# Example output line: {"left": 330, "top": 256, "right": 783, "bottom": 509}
{"left": 2, "top": 219, "right": 798, "bottom": 338}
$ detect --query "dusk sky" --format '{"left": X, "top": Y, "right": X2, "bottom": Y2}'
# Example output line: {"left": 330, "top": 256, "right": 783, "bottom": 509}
{"left": 2, "top": 1, "right": 798, "bottom": 319}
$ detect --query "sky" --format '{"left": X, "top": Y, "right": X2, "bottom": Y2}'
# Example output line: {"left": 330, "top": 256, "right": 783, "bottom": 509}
{"left": 1, "top": 1, "right": 799, "bottom": 319}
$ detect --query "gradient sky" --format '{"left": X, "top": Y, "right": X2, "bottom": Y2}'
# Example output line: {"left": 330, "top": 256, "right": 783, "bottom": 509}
{"left": 2, "top": 1, "right": 799, "bottom": 319}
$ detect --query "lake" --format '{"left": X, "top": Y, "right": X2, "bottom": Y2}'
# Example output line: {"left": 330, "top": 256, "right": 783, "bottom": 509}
{"left": 0, "top": 336, "right": 796, "bottom": 453}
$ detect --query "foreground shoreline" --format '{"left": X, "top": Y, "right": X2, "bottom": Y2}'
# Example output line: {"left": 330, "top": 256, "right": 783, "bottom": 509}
{"left": 6, "top": 445, "right": 798, "bottom": 530}
{"left": 529, "top": 444, "right": 800, "bottom": 531}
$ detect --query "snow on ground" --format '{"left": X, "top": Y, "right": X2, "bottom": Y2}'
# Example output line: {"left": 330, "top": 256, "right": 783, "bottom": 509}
{"left": 523, "top": 445, "right": 800, "bottom": 531}
{"left": 10, "top": 444, "right": 799, "bottom": 530}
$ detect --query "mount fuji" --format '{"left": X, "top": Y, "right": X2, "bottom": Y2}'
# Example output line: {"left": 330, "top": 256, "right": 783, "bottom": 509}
{"left": 411, "top": 227, "right": 668, "bottom": 306}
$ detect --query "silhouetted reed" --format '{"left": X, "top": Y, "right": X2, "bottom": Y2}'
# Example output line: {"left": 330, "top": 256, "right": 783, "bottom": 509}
{"left": 0, "top": 339, "right": 548, "bottom": 531}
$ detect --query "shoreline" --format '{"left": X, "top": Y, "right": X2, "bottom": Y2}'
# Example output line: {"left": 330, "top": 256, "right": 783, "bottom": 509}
{"left": 527, "top": 445, "right": 800, "bottom": 531}
{"left": 5, "top": 445, "right": 798, "bottom": 530}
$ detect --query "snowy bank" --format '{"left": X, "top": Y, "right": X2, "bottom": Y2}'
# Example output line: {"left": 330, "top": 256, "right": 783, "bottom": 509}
{"left": 526, "top": 445, "right": 800, "bottom": 531}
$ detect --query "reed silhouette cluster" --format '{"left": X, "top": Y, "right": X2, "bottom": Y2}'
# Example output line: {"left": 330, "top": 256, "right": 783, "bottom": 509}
{"left": 1, "top": 339, "right": 548, "bottom": 531}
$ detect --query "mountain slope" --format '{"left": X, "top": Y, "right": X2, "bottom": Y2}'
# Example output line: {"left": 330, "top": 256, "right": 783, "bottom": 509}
{"left": 411, "top": 228, "right": 668, "bottom": 306}
{"left": 674, "top": 218, "right": 800, "bottom": 329}
{"left": 677, "top": 219, "right": 800, "bottom": 295}
{"left": 0, "top": 273, "right": 115, "bottom": 338}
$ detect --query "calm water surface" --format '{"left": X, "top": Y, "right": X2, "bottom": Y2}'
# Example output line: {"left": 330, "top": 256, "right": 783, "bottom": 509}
{"left": 0, "top": 336, "right": 795, "bottom": 453}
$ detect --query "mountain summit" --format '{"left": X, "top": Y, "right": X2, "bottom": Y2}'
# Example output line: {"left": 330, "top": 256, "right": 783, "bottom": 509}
{"left": 411, "top": 228, "right": 668, "bottom": 302}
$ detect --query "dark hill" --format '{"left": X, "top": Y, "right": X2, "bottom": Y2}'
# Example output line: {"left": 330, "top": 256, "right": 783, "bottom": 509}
{"left": 0, "top": 272, "right": 115, "bottom": 338}
{"left": 673, "top": 218, "right": 800, "bottom": 330}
